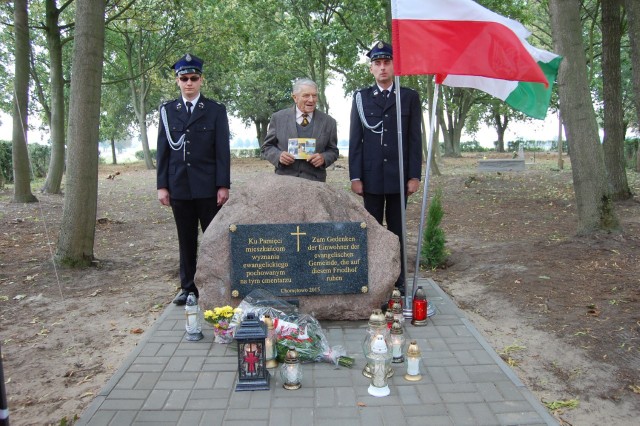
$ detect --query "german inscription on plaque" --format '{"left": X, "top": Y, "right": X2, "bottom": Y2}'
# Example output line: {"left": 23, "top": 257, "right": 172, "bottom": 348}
{"left": 230, "top": 222, "right": 368, "bottom": 298}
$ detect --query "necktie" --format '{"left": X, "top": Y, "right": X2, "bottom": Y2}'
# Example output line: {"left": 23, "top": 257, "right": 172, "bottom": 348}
{"left": 186, "top": 101, "right": 192, "bottom": 119}
{"left": 301, "top": 113, "right": 309, "bottom": 127}
{"left": 382, "top": 89, "right": 389, "bottom": 98}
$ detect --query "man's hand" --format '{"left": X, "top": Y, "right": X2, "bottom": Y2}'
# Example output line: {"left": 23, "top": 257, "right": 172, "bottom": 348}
{"left": 407, "top": 178, "right": 420, "bottom": 196}
{"left": 279, "top": 151, "right": 295, "bottom": 166}
{"left": 307, "top": 153, "right": 325, "bottom": 168}
{"left": 158, "top": 188, "right": 170, "bottom": 206}
{"left": 217, "top": 187, "right": 229, "bottom": 206}
{"left": 351, "top": 180, "right": 363, "bottom": 196}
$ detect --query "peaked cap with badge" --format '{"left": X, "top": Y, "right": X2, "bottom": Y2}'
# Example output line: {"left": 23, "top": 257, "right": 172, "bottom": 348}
{"left": 172, "top": 53, "right": 203, "bottom": 75}
{"left": 367, "top": 41, "right": 393, "bottom": 61}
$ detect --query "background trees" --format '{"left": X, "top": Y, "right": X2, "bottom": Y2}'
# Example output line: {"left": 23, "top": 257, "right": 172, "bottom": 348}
{"left": 1, "top": 0, "right": 638, "bottom": 265}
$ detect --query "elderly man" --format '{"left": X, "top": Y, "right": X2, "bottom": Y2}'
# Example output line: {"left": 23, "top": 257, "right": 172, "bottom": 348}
{"left": 261, "top": 78, "right": 339, "bottom": 182}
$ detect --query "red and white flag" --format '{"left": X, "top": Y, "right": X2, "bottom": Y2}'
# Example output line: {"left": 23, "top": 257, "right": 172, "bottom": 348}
{"left": 391, "top": 0, "right": 561, "bottom": 119}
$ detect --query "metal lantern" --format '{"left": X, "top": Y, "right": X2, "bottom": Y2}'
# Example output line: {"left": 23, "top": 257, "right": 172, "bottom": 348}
{"left": 404, "top": 340, "right": 423, "bottom": 381}
{"left": 366, "top": 334, "right": 392, "bottom": 397}
{"left": 184, "top": 293, "right": 203, "bottom": 341}
{"left": 388, "top": 288, "right": 403, "bottom": 311}
{"left": 263, "top": 314, "right": 278, "bottom": 369}
{"left": 362, "top": 310, "right": 392, "bottom": 378}
{"left": 234, "top": 313, "right": 270, "bottom": 391}
{"left": 384, "top": 309, "right": 395, "bottom": 329}
{"left": 411, "top": 286, "right": 428, "bottom": 326}
{"left": 392, "top": 301, "right": 404, "bottom": 325}
{"left": 390, "top": 319, "right": 406, "bottom": 363}
{"left": 279, "top": 346, "right": 303, "bottom": 390}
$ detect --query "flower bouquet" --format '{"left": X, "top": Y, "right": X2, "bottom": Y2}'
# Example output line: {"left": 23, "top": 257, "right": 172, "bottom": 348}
{"left": 204, "top": 305, "right": 242, "bottom": 343}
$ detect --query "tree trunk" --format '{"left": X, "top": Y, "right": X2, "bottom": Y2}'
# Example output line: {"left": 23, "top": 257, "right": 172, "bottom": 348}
{"left": 557, "top": 110, "right": 564, "bottom": 170}
{"left": 602, "top": 0, "right": 631, "bottom": 200}
{"left": 111, "top": 136, "right": 117, "bottom": 165}
{"left": 254, "top": 119, "right": 269, "bottom": 147}
{"left": 128, "top": 67, "right": 154, "bottom": 170}
{"left": 41, "top": 0, "right": 66, "bottom": 194}
{"left": 624, "top": 0, "right": 640, "bottom": 172}
{"left": 492, "top": 107, "right": 508, "bottom": 153}
{"left": 421, "top": 108, "right": 441, "bottom": 177}
{"left": 56, "top": 0, "right": 106, "bottom": 266}
{"left": 138, "top": 113, "right": 154, "bottom": 169}
{"left": 549, "top": 0, "right": 619, "bottom": 234}
{"left": 12, "top": 0, "right": 37, "bottom": 203}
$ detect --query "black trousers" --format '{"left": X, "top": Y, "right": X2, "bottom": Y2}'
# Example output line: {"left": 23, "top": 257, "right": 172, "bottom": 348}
{"left": 363, "top": 192, "right": 407, "bottom": 288}
{"left": 170, "top": 197, "right": 220, "bottom": 297}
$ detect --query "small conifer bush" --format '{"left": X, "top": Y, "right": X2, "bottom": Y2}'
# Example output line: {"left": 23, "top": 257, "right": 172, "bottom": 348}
{"left": 420, "top": 188, "right": 448, "bottom": 269}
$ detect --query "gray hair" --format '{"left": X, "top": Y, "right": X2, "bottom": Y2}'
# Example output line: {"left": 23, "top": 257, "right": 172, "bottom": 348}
{"left": 292, "top": 78, "right": 317, "bottom": 95}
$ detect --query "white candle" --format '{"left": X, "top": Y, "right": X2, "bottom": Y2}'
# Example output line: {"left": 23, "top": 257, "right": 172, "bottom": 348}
{"left": 265, "top": 339, "right": 274, "bottom": 359}
{"left": 407, "top": 357, "right": 420, "bottom": 376}
{"left": 392, "top": 342, "right": 401, "bottom": 358}
{"left": 285, "top": 364, "right": 299, "bottom": 383}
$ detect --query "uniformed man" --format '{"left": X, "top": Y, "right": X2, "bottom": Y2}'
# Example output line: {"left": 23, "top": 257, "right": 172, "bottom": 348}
{"left": 349, "top": 41, "right": 423, "bottom": 294}
{"left": 157, "top": 53, "right": 231, "bottom": 305}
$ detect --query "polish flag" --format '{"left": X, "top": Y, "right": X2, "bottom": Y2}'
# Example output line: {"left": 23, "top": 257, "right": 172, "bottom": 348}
{"left": 391, "top": 0, "right": 548, "bottom": 85}
{"left": 391, "top": 0, "right": 561, "bottom": 119}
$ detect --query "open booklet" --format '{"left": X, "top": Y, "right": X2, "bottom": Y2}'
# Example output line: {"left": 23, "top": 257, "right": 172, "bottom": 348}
{"left": 288, "top": 138, "right": 317, "bottom": 160}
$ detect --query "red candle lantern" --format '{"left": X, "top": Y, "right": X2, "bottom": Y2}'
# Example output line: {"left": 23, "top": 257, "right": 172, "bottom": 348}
{"left": 411, "top": 286, "right": 428, "bottom": 326}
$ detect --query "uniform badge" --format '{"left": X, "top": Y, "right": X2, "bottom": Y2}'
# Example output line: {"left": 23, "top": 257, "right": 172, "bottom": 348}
{"left": 373, "top": 89, "right": 379, "bottom": 96}
{"left": 377, "top": 41, "right": 384, "bottom": 48}
{"left": 186, "top": 53, "right": 192, "bottom": 62}
{"left": 198, "top": 102, "right": 204, "bottom": 109}
{"left": 176, "top": 103, "right": 182, "bottom": 110}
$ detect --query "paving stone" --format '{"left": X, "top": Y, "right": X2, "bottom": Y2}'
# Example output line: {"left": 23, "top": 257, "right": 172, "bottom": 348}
{"left": 77, "top": 278, "right": 556, "bottom": 426}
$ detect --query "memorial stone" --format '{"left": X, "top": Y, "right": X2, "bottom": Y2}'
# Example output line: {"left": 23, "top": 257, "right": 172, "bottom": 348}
{"left": 195, "top": 173, "right": 401, "bottom": 320}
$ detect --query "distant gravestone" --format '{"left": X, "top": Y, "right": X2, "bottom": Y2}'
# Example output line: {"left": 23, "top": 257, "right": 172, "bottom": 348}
{"left": 195, "top": 173, "right": 401, "bottom": 320}
{"left": 477, "top": 158, "right": 525, "bottom": 172}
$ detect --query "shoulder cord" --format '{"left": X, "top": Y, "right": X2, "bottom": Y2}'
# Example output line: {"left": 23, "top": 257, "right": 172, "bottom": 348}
{"left": 161, "top": 105, "right": 186, "bottom": 160}
{"left": 356, "top": 91, "right": 383, "bottom": 134}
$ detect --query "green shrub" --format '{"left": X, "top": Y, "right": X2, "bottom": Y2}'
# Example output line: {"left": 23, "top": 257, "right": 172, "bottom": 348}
{"left": 28, "top": 143, "right": 50, "bottom": 178}
{"left": 231, "top": 148, "right": 261, "bottom": 158}
{"left": 135, "top": 149, "right": 156, "bottom": 160}
{"left": 420, "top": 188, "right": 448, "bottom": 269}
{"left": 624, "top": 138, "right": 638, "bottom": 169}
{"left": 460, "top": 140, "right": 489, "bottom": 152}
{"left": 0, "top": 141, "right": 11, "bottom": 184}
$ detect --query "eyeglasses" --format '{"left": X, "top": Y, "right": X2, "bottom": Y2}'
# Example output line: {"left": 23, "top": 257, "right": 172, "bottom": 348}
{"left": 179, "top": 76, "right": 201, "bottom": 82}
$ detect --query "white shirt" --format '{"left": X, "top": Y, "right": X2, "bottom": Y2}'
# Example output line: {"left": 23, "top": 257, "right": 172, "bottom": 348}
{"left": 377, "top": 83, "right": 393, "bottom": 96}
{"left": 182, "top": 94, "right": 201, "bottom": 113}
{"left": 296, "top": 107, "right": 313, "bottom": 125}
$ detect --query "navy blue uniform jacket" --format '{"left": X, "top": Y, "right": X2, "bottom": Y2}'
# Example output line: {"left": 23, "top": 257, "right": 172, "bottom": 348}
{"left": 156, "top": 96, "right": 231, "bottom": 199}
{"left": 349, "top": 85, "right": 422, "bottom": 194}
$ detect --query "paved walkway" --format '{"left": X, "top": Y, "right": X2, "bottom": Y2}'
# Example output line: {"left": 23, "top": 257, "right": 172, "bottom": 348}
{"left": 77, "top": 278, "right": 558, "bottom": 426}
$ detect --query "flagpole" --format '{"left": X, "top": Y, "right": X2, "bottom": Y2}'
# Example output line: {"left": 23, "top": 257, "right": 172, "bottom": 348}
{"left": 411, "top": 83, "right": 440, "bottom": 302}
{"left": 393, "top": 76, "right": 411, "bottom": 318}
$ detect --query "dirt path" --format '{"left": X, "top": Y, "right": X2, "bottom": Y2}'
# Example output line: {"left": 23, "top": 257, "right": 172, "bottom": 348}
{"left": 0, "top": 155, "right": 638, "bottom": 425}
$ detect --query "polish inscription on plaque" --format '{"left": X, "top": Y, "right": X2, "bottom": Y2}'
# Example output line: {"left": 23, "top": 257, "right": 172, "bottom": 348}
{"left": 230, "top": 222, "right": 368, "bottom": 298}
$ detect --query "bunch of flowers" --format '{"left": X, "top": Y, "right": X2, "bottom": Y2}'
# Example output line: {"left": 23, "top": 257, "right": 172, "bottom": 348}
{"left": 205, "top": 306, "right": 242, "bottom": 343}
{"left": 204, "top": 305, "right": 241, "bottom": 330}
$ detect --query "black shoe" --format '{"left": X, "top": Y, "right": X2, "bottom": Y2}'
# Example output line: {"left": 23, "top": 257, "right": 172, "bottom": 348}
{"left": 173, "top": 291, "right": 188, "bottom": 305}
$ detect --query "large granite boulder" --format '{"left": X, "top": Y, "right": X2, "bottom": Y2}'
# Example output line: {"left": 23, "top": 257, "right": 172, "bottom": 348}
{"left": 195, "top": 173, "right": 400, "bottom": 320}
